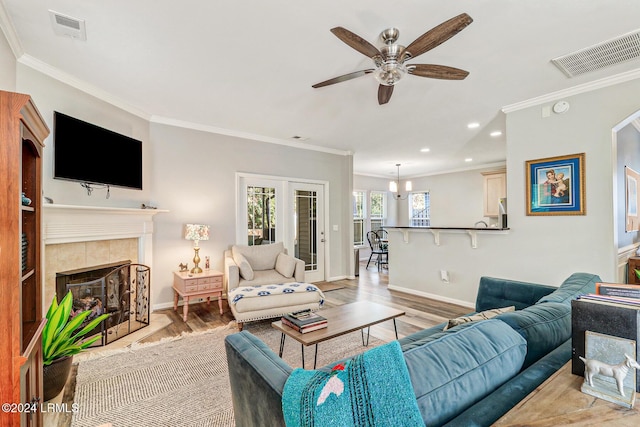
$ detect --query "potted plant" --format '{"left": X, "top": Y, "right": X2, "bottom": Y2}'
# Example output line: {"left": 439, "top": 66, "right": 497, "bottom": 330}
{"left": 42, "top": 291, "right": 110, "bottom": 401}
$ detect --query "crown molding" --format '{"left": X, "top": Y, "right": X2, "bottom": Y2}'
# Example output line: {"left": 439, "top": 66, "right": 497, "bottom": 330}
{"left": 17, "top": 54, "right": 350, "bottom": 157}
{"left": 0, "top": 0, "right": 23, "bottom": 58}
{"left": 502, "top": 68, "right": 640, "bottom": 113}
{"left": 18, "top": 54, "right": 152, "bottom": 120}
{"left": 150, "top": 115, "right": 351, "bottom": 156}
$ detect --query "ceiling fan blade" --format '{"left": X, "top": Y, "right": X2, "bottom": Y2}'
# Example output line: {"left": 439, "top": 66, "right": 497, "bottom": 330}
{"left": 403, "top": 13, "right": 473, "bottom": 61}
{"left": 312, "top": 69, "right": 374, "bottom": 88}
{"left": 378, "top": 85, "right": 394, "bottom": 105}
{"left": 330, "top": 27, "right": 382, "bottom": 59}
{"left": 408, "top": 64, "right": 469, "bottom": 80}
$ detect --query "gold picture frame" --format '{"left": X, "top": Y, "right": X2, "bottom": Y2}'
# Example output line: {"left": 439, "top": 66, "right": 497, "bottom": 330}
{"left": 525, "top": 153, "right": 586, "bottom": 216}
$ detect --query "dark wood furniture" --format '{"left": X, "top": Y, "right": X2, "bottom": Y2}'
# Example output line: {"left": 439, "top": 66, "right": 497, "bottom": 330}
{"left": 0, "top": 90, "right": 49, "bottom": 427}
{"left": 628, "top": 256, "right": 640, "bottom": 284}
{"left": 272, "top": 301, "right": 405, "bottom": 368}
{"left": 494, "top": 362, "right": 640, "bottom": 426}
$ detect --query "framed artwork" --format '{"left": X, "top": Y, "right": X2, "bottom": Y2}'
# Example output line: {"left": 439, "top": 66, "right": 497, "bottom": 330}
{"left": 525, "top": 153, "right": 585, "bottom": 215}
{"left": 625, "top": 166, "right": 640, "bottom": 231}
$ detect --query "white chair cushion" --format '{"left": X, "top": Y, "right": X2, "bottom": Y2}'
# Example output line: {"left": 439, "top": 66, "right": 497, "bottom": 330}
{"left": 232, "top": 242, "right": 284, "bottom": 271}
{"left": 233, "top": 252, "right": 254, "bottom": 280}
{"left": 275, "top": 252, "right": 296, "bottom": 278}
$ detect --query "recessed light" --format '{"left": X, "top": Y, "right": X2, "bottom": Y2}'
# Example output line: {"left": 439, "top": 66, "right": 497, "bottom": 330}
{"left": 291, "top": 135, "right": 309, "bottom": 141}
{"left": 490, "top": 131, "right": 502, "bottom": 137}
{"left": 467, "top": 122, "right": 480, "bottom": 129}
{"left": 420, "top": 148, "right": 430, "bottom": 153}
{"left": 465, "top": 158, "right": 473, "bottom": 162}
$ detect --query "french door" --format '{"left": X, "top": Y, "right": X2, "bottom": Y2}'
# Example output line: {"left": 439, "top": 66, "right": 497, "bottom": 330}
{"left": 290, "top": 182, "right": 325, "bottom": 283}
{"left": 238, "top": 175, "right": 326, "bottom": 282}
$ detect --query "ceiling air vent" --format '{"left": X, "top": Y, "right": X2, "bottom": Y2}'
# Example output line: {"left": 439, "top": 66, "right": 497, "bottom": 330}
{"left": 551, "top": 29, "right": 640, "bottom": 78}
{"left": 48, "top": 10, "right": 86, "bottom": 41}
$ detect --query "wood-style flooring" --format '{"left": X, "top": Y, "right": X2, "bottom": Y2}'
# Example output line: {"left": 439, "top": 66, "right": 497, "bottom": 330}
{"left": 140, "top": 261, "right": 469, "bottom": 343}
{"left": 49, "top": 262, "right": 469, "bottom": 427}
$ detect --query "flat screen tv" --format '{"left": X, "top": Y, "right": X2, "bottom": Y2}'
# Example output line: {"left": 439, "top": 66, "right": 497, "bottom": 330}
{"left": 53, "top": 111, "right": 143, "bottom": 190}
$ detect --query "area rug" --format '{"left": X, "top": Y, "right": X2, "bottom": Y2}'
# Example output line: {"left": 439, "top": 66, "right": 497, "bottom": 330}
{"left": 70, "top": 321, "right": 383, "bottom": 427}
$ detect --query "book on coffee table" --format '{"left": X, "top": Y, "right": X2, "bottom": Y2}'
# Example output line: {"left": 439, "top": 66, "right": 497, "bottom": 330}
{"left": 281, "top": 317, "right": 328, "bottom": 333}
{"left": 282, "top": 310, "right": 327, "bottom": 333}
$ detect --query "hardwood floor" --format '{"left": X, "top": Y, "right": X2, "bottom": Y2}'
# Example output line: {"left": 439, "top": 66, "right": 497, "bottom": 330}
{"left": 141, "top": 261, "right": 470, "bottom": 343}
{"left": 48, "top": 262, "right": 469, "bottom": 427}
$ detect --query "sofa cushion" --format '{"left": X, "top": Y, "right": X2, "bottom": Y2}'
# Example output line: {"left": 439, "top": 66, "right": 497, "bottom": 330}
{"left": 443, "top": 306, "right": 515, "bottom": 331}
{"left": 535, "top": 272, "right": 600, "bottom": 305}
{"left": 233, "top": 252, "right": 254, "bottom": 280}
{"left": 495, "top": 302, "right": 571, "bottom": 369}
{"left": 232, "top": 242, "right": 285, "bottom": 271}
{"left": 402, "top": 319, "right": 526, "bottom": 426}
{"left": 275, "top": 252, "right": 296, "bottom": 278}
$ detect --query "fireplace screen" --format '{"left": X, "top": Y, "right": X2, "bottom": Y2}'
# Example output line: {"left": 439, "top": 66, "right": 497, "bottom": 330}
{"left": 56, "top": 262, "right": 150, "bottom": 346}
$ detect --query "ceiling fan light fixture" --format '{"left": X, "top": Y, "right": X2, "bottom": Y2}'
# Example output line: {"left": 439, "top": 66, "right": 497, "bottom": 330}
{"left": 374, "top": 61, "right": 407, "bottom": 86}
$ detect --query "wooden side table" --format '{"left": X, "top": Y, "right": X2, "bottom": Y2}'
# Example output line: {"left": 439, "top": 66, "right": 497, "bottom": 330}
{"left": 494, "top": 362, "right": 640, "bottom": 426}
{"left": 173, "top": 270, "right": 224, "bottom": 322}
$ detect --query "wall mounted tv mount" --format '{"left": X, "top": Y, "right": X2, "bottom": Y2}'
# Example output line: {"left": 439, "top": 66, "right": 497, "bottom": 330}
{"left": 81, "top": 182, "right": 111, "bottom": 198}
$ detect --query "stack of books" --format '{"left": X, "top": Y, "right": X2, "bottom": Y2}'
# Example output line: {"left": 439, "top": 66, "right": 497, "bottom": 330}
{"left": 281, "top": 309, "right": 327, "bottom": 333}
{"left": 571, "top": 282, "right": 640, "bottom": 393}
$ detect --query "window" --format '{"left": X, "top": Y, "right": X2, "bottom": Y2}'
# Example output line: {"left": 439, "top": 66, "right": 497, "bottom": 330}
{"left": 409, "top": 192, "right": 430, "bottom": 226}
{"left": 247, "top": 186, "right": 276, "bottom": 245}
{"left": 370, "top": 191, "right": 387, "bottom": 232}
{"left": 353, "top": 190, "right": 365, "bottom": 246}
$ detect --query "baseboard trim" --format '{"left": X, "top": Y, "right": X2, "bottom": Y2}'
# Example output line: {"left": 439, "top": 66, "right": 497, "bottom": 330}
{"left": 326, "top": 275, "right": 347, "bottom": 282}
{"left": 388, "top": 284, "right": 475, "bottom": 309}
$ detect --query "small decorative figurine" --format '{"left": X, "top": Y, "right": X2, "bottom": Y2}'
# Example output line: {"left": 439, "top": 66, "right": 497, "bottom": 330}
{"left": 205, "top": 256, "right": 210, "bottom": 270}
{"left": 179, "top": 262, "right": 189, "bottom": 272}
{"left": 580, "top": 354, "right": 640, "bottom": 397}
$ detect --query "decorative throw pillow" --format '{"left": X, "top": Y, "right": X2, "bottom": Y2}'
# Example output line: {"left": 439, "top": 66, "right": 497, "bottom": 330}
{"left": 233, "top": 252, "right": 254, "bottom": 280}
{"left": 275, "top": 252, "right": 296, "bottom": 278}
{"left": 443, "top": 306, "right": 515, "bottom": 331}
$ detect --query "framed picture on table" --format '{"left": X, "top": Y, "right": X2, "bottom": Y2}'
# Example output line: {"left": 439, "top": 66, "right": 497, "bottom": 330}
{"left": 525, "top": 153, "right": 585, "bottom": 216}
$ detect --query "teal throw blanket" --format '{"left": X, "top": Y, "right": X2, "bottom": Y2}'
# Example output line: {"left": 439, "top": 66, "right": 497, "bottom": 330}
{"left": 282, "top": 341, "right": 424, "bottom": 427}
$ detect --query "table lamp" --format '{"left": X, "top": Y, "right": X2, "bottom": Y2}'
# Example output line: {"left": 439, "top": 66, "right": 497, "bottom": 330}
{"left": 184, "top": 224, "right": 210, "bottom": 273}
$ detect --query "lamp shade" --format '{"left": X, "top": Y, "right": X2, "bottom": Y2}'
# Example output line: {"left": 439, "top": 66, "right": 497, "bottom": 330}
{"left": 184, "top": 224, "right": 210, "bottom": 242}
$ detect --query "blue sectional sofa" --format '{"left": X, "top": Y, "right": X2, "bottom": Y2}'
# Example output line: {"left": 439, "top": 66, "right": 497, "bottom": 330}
{"left": 224, "top": 273, "right": 600, "bottom": 427}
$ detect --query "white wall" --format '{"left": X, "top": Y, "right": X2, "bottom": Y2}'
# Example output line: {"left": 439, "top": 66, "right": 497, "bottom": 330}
{"left": 149, "top": 123, "right": 352, "bottom": 307}
{"left": 390, "top": 79, "right": 640, "bottom": 306}
{"left": 397, "top": 167, "right": 504, "bottom": 228}
{"left": 14, "top": 65, "right": 353, "bottom": 310}
{"left": 0, "top": 26, "right": 16, "bottom": 91}
{"left": 16, "top": 65, "right": 153, "bottom": 207}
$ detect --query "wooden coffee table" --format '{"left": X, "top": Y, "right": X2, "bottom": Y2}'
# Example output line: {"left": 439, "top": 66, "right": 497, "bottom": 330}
{"left": 272, "top": 301, "right": 405, "bottom": 369}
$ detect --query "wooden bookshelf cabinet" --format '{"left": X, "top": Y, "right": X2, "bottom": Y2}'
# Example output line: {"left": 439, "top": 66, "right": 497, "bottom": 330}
{"left": 0, "top": 90, "right": 49, "bottom": 427}
{"left": 627, "top": 256, "right": 640, "bottom": 284}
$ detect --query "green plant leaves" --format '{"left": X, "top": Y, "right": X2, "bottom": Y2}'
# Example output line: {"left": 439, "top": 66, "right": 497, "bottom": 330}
{"left": 42, "top": 291, "right": 110, "bottom": 365}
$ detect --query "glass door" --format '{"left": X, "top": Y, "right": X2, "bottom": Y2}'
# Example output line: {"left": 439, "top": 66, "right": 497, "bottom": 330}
{"left": 291, "top": 183, "right": 325, "bottom": 282}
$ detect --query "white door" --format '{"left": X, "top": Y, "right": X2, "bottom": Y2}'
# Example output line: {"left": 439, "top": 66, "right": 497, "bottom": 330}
{"left": 290, "top": 182, "right": 325, "bottom": 283}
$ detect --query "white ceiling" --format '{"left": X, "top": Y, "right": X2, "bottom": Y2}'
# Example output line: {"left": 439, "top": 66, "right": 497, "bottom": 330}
{"left": 3, "top": 1, "right": 640, "bottom": 179}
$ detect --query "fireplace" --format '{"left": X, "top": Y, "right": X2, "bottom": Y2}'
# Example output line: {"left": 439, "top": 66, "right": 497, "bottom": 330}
{"left": 56, "top": 261, "right": 151, "bottom": 346}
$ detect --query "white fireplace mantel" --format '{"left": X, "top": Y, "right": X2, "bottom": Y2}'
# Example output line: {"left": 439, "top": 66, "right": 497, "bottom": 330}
{"left": 43, "top": 204, "right": 168, "bottom": 270}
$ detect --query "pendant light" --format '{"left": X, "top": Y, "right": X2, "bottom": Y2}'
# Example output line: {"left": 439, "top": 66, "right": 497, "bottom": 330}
{"left": 389, "top": 164, "right": 412, "bottom": 200}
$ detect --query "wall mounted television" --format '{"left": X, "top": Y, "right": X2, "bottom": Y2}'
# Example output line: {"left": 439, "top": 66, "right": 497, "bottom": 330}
{"left": 53, "top": 111, "right": 143, "bottom": 190}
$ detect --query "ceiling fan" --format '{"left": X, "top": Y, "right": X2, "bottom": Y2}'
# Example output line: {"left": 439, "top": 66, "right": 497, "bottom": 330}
{"left": 312, "top": 13, "right": 473, "bottom": 105}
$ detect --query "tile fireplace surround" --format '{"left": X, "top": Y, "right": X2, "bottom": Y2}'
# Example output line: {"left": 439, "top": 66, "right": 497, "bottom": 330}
{"left": 42, "top": 204, "right": 166, "bottom": 309}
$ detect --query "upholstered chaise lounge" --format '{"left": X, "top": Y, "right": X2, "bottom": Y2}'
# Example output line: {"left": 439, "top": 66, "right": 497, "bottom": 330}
{"left": 224, "top": 242, "right": 324, "bottom": 330}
